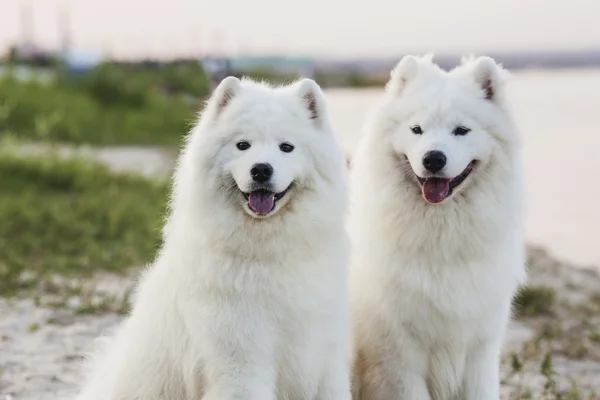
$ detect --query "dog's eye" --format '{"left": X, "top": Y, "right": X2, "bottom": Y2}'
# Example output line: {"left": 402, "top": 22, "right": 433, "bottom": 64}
{"left": 236, "top": 141, "right": 251, "bottom": 151}
{"left": 453, "top": 126, "right": 471, "bottom": 136}
{"left": 279, "top": 143, "right": 295, "bottom": 153}
{"left": 410, "top": 125, "right": 423, "bottom": 135}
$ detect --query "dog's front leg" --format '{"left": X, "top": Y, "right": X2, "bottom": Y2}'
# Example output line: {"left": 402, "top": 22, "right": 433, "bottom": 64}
{"left": 355, "top": 336, "right": 431, "bottom": 400}
{"left": 462, "top": 340, "right": 501, "bottom": 400}
{"left": 316, "top": 343, "right": 352, "bottom": 400}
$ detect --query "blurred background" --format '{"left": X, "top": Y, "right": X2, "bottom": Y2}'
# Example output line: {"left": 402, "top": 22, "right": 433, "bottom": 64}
{"left": 0, "top": 0, "right": 599, "bottom": 399}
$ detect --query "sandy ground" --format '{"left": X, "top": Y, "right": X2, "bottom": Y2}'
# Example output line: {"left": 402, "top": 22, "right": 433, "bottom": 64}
{"left": 1, "top": 247, "right": 600, "bottom": 399}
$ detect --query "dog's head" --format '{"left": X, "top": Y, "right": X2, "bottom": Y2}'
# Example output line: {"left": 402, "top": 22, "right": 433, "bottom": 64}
{"left": 182, "top": 76, "right": 343, "bottom": 219}
{"left": 382, "top": 54, "right": 513, "bottom": 204}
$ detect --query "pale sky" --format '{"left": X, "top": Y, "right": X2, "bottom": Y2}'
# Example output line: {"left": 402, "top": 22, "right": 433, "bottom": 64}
{"left": 1, "top": 0, "right": 599, "bottom": 59}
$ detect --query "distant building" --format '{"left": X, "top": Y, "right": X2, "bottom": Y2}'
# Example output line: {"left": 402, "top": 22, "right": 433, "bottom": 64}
{"left": 1, "top": 43, "right": 55, "bottom": 83}
{"left": 200, "top": 57, "right": 232, "bottom": 89}
{"left": 8, "top": 43, "right": 55, "bottom": 67}
{"left": 61, "top": 49, "right": 104, "bottom": 75}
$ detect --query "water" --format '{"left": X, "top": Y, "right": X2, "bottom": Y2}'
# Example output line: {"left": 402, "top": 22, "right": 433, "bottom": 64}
{"left": 324, "top": 68, "right": 600, "bottom": 267}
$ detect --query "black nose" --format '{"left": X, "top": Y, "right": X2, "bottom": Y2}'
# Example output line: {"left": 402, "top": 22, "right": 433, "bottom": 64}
{"left": 422, "top": 151, "right": 447, "bottom": 173}
{"left": 250, "top": 163, "right": 273, "bottom": 182}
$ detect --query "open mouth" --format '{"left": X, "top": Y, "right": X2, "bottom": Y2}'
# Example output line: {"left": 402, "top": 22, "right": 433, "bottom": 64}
{"left": 416, "top": 161, "right": 477, "bottom": 204}
{"left": 242, "top": 186, "right": 291, "bottom": 215}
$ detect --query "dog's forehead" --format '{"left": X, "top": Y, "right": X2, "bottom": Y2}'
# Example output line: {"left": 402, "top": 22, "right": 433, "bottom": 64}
{"left": 235, "top": 90, "right": 299, "bottom": 115}
{"left": 229, "top": 99, "right": 303, "bottom": 128}
{"left": 407, "top": 85, "right": 482, "bottom": 125}
{"left": 221, "top": 107, "right": 309, "bottom": 144}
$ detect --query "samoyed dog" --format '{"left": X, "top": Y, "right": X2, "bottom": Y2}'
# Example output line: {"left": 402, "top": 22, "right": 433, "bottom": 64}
{"left": 349, "top": 55, "right": 526, "bottom": 399}
{"left": 75, "top": 77, "right": 351, "bottom": 400}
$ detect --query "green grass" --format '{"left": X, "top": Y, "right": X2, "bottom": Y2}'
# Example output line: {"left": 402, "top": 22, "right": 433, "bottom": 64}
{"left": 0, "top": 62, "right": 208, "bottom": 146}
{"left": 513, "top": 285, "right": 556, "bottom": 317}
{"left": 0, "top": 143, "right": 168, "bottom": 295}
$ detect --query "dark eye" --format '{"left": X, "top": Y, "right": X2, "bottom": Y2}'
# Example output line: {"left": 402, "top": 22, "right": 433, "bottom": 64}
{"left": 279, "top": 143, "right": 295, "bottom": 153}
{"left": 410, "top": 125, "right": 423, "bottom": 135}
{"left": 453, "top": 126, "right": 471, "bottom": 136}
{"left": 236, "top": 140, "right": 251, "bottom": 151}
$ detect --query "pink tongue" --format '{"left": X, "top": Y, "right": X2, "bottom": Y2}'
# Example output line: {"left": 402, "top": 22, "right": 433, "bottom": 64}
{"left": 248, "top": 191, "right": 275, "bottom": 214}
{"left": 422, "top": 178, "right": 450, "bottom": 204}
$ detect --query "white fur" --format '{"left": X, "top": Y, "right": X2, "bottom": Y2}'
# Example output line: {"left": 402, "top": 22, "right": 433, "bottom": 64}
{"left": 75, "top": 77, "right": 351, "bottom": 400}
{"left": 349, "top": 55, "right": 527, "bottom": 400}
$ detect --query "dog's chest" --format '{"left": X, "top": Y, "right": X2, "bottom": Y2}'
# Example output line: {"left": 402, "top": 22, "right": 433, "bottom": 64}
{"left": 386, "top": 255, "right": 518, "bottom": 339}
{"left": 272, "top": 273, "right": 343, "bottom": 399}
{"left": 196, "top": 252, "right": 345, "bottom": 398}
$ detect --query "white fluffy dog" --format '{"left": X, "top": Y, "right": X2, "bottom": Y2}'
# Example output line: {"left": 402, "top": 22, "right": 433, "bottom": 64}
{"left": 75, "top": 77, "right": 351, "bottom": 400}
{"left": 349, "top": 55, "right": 527, "bottom": 399}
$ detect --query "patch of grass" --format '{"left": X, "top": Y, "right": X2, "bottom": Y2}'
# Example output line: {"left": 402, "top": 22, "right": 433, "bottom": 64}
{"left": 504, "top": 349, "right": 595, "bottom": 399}
{"left": 28, "top": 322, "right": 40, "bottom": 332}
{"left": 69, "top": 290, "right": 132, "bottom": 316}
{"left": 0, "top": 143, "right": 168, "bottom": 295}
{"left": 0, "top": 63, "right": 207, "bottom": 146}
{"left": 514, "top": 285, "right": 556, "bottom": 317}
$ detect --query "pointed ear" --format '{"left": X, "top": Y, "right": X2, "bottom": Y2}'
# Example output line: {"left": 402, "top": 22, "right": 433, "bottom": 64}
{"left": 386, "top": 55, "right": 423, "bottom": 95}
{"left": 207, "top": 76, "right": 241, "bottom": 116}
{"left": 467, "top": 56, "right": 506, "bottom": 101}
{"left": 295, "top": 78, "right": 327, "bottom": 123}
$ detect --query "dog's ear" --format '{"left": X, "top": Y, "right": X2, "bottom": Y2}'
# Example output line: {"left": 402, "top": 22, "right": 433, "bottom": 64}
{"left": 207, "top": 76, "right": 241, "bottom": 116}
{"left": 465, "top": 56, "right": 506, "bottom": 102}
{"left": 386, "top": 55, "right": 422, "bottom": 95}
{"left": 295, "top": 78, "right": 328, "bottom": 124}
